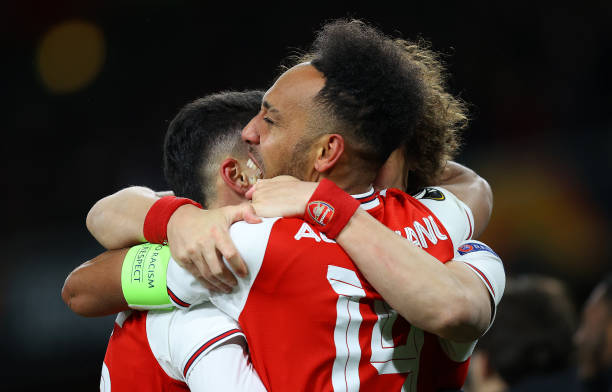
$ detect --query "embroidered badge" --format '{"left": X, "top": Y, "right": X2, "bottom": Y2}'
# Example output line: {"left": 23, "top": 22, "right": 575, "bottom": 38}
{"left": 457, "top": 242, "right": 498, "bottom": 257}
{"left": 420, "top": 187, "right": 445, "bottom": 201}
{"left": 307, "top": 201, "right": 335, "bottom": 226}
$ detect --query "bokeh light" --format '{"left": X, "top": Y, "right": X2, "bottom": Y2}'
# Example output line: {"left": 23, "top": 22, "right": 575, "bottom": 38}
{"left": 36, "top": 20, "right": 105, "bottom": 94}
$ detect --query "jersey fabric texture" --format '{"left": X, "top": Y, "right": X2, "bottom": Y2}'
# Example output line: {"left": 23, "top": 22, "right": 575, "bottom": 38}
{"left": 100, "top": 303, "right": 266, "bottom": 391}
{"left": 165, "top": 186, "right": 503, "bottom": 391}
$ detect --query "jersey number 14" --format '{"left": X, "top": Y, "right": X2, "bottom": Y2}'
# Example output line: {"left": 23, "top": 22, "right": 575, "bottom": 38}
{"left": 327, "top": 265, "right": 424, "bottom": 392}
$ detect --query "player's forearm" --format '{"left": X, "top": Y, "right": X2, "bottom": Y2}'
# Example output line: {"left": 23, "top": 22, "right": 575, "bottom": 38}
{"left": 61, "top": 249, "right": 129, "bottom": 317}
{"left": 436, "top": 162, "right": 492, "bottom": 239}
{"left": 86, "top": 186, "right": 159, "bottom": 249}
{"left": 336, "top": 209, "right": 489, "bottom": 341}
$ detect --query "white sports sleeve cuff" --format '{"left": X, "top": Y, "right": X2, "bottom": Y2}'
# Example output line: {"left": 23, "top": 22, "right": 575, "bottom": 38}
{"left": 166, "top": 258, "right": 212, "bottom": 308}
{"left": 455, "top": 240, "right": 506, "bottom": 307}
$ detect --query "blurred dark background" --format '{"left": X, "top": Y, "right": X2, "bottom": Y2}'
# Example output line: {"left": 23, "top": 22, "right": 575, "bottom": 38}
{"left": 2, "top": 1, "right": 611, "bottom": 390}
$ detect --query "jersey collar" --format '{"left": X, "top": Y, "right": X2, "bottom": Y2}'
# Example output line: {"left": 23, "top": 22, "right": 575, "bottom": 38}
{"left": 351, "top": 186, "right": 380, "bottom": 210}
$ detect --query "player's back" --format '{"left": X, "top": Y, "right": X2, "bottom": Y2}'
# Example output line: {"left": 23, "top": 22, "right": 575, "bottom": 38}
{"left": 101, "top": 304, "right": 264, "bottom": 392}
{"left": 221, "top": 187, "right": 474, "bottom": 391}
{"left": 102, "top": 310, "right": 190, "bottom": 392}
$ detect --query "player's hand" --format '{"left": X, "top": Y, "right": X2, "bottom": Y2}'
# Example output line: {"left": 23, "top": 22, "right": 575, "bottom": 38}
{"left": 166, "top": 203, "right": 261, "bottom": 293}
{"left": 246, "top": 176, "right": 318, "bottom": 218}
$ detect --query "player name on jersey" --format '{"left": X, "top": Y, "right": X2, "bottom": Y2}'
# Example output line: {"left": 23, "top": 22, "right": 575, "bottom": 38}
{"left": 394, "top": 215, "right": 448, "bottom": 248}
{"left": 293, "top": 214, "right": 448, "bottom": 250}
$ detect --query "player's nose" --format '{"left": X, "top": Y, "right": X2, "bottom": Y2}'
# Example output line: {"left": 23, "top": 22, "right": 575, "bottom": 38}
{"left": 242, "top": 116, "right": 260, "bottom": 145}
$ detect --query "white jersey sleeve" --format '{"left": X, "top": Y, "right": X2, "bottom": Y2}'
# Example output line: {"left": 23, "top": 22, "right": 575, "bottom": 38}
{"left": 454, "top": 240, "right": 505, "bottom": 310}
{"left": 166, "top": 260, "right": 212, "bottom": 308}
{"left": 437, "top": 240, "right": 505, "bottom": 361}
{"left": 165, "top": 217, "right": 279, "bottom": 320}
{"left": 187, "top": 344, "right": 267, "bottom": 391}
{"left": 413, "top": 187, "right": 475, "bottom": 251}
{"left": 209, "top": 217, "right": 280, "bottom": 320}
{"left": 146, "top": 303, "right": 265, "bottom": 391}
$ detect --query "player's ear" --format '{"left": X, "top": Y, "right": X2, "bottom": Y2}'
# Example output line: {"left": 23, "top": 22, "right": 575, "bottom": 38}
{"left": 313, "top": 134, "right": 344, "bottom": 173}
{"left": 220, "top": 158, "right": 250, "bottom": 195}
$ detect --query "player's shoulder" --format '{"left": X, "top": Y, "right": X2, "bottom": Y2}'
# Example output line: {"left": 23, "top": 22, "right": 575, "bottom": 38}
{"left": 229, "top": 217, "right": 281, "bottom": 239}
{"left": 412, "top": 186, "right": 460, "bottom": 204}
{"left": 415, "top": 186, "right": 475, "bottom": 245}
{"left": 380, "top": 186, "right": 460, "bottom": 207}
{"left": 170, "top": 303, "right": 240, "bottom": 335}
{"left": 228, "top": 217, "right": 282, "bottom": 257}
{"left": 146, "top": 304, "right": 244, "bottom": 381}
{"left": 167, "top": 305, "right": 243, "bottom": 358}
{"left": 381, "top": 186, "right": 474, "bottom": 242}
{"left": 229, "top": 216, "right": 313, "bottom": 247}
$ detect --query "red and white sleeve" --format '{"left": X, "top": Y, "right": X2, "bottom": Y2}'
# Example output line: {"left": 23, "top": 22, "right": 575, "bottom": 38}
{"left": 415, "top": 187, "right": 475, "bottom": 249}
{"left": 147, "top": 303, "right": 266, "bottom": 391}
{"left": 436, "top": 240, "right": 506, "bottom": 361}
{"left": 455, "top": 240, "right": 506, "bottom": 316}
{"left": 166, "top": 257, "right": 212, "bottom": 309}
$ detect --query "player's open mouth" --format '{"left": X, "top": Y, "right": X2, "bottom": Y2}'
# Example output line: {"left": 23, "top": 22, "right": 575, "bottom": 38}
{"left": 246, "top": 158, "right": 263, "bottom": 185}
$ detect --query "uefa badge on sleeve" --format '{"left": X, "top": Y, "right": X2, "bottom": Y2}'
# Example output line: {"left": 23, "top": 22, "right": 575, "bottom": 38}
{"left": 457, "top": 243, "right": 475, "bottom": 254}
{"left": 457, "top": 242, "right": 498, "bottom": 257}
{"left": 307, "top": 201, "right": 335, "bottom": 227}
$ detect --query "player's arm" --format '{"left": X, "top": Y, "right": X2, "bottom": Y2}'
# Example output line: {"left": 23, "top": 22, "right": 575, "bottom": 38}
{"left": 62, "top": 243, "right": 192, "bottom": 317}
{"left": 61, "top": 248, "right": 129, "bottom": 317}
{"left": 86, "top": 186, "right": 160, "bottom": 249}
{"left": 435, "top": 161, "right": 492, "bottom": 239}
{"left": 248, "top": 167, "right": 494, "bottom": 341}
{"left": 62, "top": 234, "right": 260, "bottom": 318}
{"left": 336, "top": 211, "right": 496, "bottom": 342}
{"left": 86, "top": 185, "right": 257, "bottom": 292}
{"left": 249, "top": 162, "right": 492, "bottom": 237}
{"left": 249, "top": 177, "right": 495, "bottom": 341}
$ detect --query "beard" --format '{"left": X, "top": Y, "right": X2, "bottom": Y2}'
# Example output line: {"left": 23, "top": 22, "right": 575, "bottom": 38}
{"left": 260, "top": 130, "right": 319, "bottom": 180}
{"left": 280, "top": 137, "right": 313, "bottom": 180}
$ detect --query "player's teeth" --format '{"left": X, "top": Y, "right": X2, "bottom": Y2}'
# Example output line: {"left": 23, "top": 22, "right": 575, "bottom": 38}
{"left": 246, "top": 159, "right": 256, "bottom": 169}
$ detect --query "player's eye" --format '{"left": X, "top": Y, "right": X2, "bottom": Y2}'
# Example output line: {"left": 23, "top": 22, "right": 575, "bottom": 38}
{"left": 263, "top": 117, "right": 275, "bottom": 125}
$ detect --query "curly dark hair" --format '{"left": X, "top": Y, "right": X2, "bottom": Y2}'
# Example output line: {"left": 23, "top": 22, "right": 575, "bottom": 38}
{"left": 396, "top": 40, "right": 467, "bottom": 194}
{"left": 163, "top": 90, "right": 263, "bottom": 207}
{"left": 305, "top": 19, "right": 426, "bottom": 167}
{"left": 290, "top": 20, "right": 465, "bottom": 190}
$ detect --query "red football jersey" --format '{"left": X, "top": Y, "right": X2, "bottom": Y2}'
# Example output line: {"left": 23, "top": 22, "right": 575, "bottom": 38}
{"left": 102, "top": 311, "right": 189, "bottom": 392}
{"left": 166, "top": 187, "right": 477, "bottom": 391}
{"left": 101, "top": 304, "right": 266, "bottom": 391}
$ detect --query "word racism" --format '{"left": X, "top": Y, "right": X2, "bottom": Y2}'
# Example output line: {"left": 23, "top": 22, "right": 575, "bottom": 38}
{"left": 131, "top": 243, "right": 166, "bottom": 288}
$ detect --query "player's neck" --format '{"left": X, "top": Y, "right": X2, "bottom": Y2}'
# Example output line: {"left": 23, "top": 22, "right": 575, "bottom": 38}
{"left": 318, "top": 164, "right": 375, "bottom": 195}
{"left": 211, "top": 185, "right": 247, "bottom": 209}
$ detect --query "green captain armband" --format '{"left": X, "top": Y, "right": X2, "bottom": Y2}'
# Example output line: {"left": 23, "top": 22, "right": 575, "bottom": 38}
{"left": 121, "top": 243, "right": 173, "bottom": 310}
